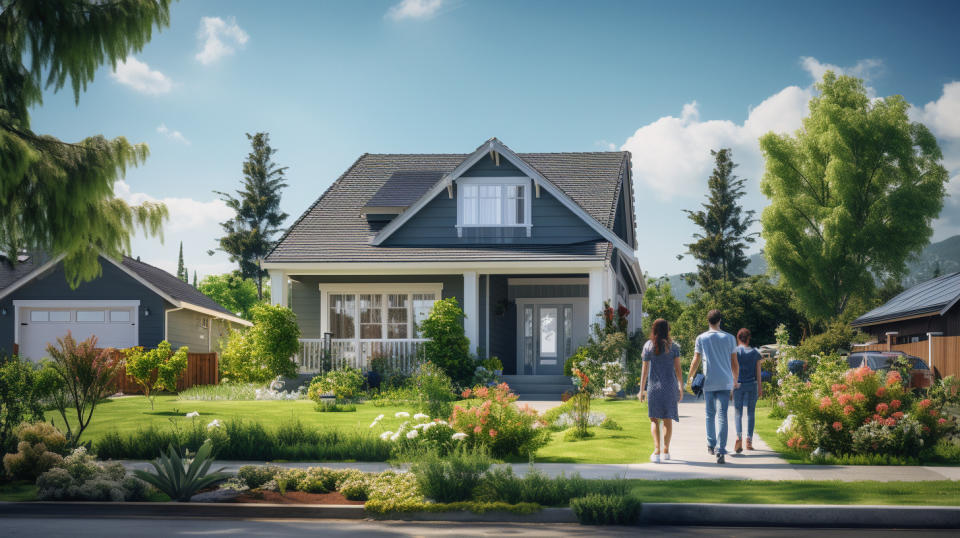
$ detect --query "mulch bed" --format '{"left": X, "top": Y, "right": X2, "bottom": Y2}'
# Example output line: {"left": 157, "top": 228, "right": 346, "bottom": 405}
{"left": 233, "top": 490, "right": 364, "bottom": 505}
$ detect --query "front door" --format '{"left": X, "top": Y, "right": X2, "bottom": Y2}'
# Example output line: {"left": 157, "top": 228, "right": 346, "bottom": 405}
{"left": 518, "top": 303, "right": 574, "bottom": 375}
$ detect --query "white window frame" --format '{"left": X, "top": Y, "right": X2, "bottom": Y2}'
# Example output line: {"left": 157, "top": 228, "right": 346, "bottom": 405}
{"left": 11, "top": 300, "right": 140, "bottom": 346}
{"left": 319, "top": 283, "right": 443, "bottom": 341}
{"left": 455, "top": 177, "right": 533, "bottom": 237}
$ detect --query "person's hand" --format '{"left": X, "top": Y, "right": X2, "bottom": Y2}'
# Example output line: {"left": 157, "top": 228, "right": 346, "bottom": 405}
{"left": 758, "top": 386, "right": 763, "bottom": 399}
{"left": 638, "top": 391, "right": 646, "bottom": 403}
{"left": 678, "top": 383, "right": 684, "bottom": 400}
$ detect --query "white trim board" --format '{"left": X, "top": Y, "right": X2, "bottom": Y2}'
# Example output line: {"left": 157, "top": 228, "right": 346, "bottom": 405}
{"left": 13, "top": 299, "right": 140, "bottom": 346}
{"left": 507, "top": 278, "right": 588, "bottom": 286}
{"left": 263, "top": 260, "right": 606, "bottom": 274}
{"left": 369, "top": 138, "right": 637, "bottom": 263}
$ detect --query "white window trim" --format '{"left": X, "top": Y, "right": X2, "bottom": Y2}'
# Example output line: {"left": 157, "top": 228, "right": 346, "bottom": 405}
{"left": 320, "top": 283, "right": 443, "bottom": 341}
{"left": 455, "top": 176, "right": 533, "bottom": 237}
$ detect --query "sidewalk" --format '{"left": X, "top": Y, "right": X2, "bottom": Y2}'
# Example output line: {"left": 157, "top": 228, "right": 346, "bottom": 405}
{"left": 117, "top": 396, "right": 960, "bottom": 482}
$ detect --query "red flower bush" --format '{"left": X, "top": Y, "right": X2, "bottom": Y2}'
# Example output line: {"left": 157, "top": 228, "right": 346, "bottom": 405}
{"left": 450, "top": 383, "right": 547, "bottom": 457}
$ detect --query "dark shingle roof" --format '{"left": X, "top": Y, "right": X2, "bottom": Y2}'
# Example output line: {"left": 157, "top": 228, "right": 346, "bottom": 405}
{"left": 268, "top": 151, "right": 627, "bottom": 263}
{"left": 0, "top": 253, "right": 237, "bottom": 319}
{"left": 120, "top": 257, "right": 235, "bottom": 316}
{"left": 852, "top": 272, "right": 960, "bottom": 326}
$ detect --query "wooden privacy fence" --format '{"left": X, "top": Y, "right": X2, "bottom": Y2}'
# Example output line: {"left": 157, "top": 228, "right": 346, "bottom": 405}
{"left": 110, "top": 352, "right": 219, "bottom": 394}
{"left": 853, "top": 336, "right": 960, "bottom": 379}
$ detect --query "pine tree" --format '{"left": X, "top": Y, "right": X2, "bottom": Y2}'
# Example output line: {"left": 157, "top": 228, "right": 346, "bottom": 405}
{"left": 0, "top": 1, "right": 171, "bottom": 287}
{"left": 215, "top": 132, "right": 289, "bottom": 299}
{"left": 176, "top": 242, "right": 186, "bottom": 281}
{"left": 192, "top": 271, "right": 197, "bottom": 287}
{"left": 683, "top": 148, "right": 757, "bottom": 290}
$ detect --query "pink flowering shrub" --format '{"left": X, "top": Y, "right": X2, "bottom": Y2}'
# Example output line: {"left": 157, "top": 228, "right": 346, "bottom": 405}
{"left": 777, "top": 354, "right": 957, "bottom": 459}
{"left": 451, "top": 383, "right": 548, "bottom": 457}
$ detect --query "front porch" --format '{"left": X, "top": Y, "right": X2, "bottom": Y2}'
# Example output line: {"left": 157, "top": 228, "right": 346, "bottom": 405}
{"left": 274, "top": 263, "right": 643, "bottom": 376}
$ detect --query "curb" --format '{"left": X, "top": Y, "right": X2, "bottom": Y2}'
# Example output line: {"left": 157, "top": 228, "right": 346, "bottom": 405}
{"left": 3, "top": 501, "right": 959, "bottom": 527}
{"left": 640, "top": 503, "right": 960, "bottom": 528}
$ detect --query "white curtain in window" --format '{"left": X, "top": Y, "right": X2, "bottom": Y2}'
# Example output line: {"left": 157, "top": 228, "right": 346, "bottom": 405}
{"left": 478, "top": 185, "right": 502, "bottom": 225}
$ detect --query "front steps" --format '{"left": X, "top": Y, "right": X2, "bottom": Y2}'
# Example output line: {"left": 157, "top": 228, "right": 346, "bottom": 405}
{"left": 500, "top": 374, "right": 574, "bottom": 401}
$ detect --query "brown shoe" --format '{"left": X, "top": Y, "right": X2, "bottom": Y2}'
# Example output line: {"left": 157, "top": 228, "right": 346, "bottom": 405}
{"left": 746, "top": 438, "right": 754, "bottom": 450}
{"left": 734, "top": 438, "right": 743, "bottom": 454}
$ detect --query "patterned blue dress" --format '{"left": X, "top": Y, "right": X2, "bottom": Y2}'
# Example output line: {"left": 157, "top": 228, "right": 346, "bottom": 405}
{"left": 642, "top": 340, "right": 681, "bottom": 422}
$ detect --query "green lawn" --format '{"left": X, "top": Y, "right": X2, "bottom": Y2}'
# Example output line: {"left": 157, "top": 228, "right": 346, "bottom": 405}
{"left": 46, "top": 395, "right": 409, "bottom": 445}
{"left": 0, "top": 481, "right": 37, "bottom": 502}
{"left": 535, "top": 400, "right": 655, "bottom": 463}
{"left": 627, "top": 479, "right": 960, "bottom": 505}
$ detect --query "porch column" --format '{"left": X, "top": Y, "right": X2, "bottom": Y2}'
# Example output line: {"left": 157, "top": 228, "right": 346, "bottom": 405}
{"left": 588, "top": 267, "right": 605, "bottom": 324}
{"left": 463, "top": 271, "right": 479, "bottom": 354}
{"left": 927, "top": 332, "right": 943, "bottom": 370}
{"left": 269, "top": 270, "right": 287, "bottom": 307}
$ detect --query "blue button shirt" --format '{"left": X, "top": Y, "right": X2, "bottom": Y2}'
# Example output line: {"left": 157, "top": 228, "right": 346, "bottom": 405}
{"left": 695, "top": 329, "right": 737, "bottom": 392}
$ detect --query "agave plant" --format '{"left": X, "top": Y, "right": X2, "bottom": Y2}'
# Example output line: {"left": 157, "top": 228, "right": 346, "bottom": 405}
{"left": 134, "top": 440, "right": 230, "bottom": 502}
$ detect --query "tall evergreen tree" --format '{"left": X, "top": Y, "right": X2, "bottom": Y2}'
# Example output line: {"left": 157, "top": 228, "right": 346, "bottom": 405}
{"left": 176, "top": 242, "right": 186, "bottom": 281}
{"left": 192, "top": 270, "right": 197, "bottom": 287}
{"left": 0, "top": 1, "right": 171, "bottom": 287}
{"left": 215, "top": 132, "right": 289, "bottom": 299}
{"left": 683, "top": 148, "right": 757, "bottom": 290}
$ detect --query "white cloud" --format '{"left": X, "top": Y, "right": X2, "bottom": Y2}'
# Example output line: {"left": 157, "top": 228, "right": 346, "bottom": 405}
{"left": 156, "top": 124, "right": 190, "bottom": 145}
{"left": 800, "top": 57, "right": 884, "bottom": 83}
{"left": 911, "top": 81, "right": 960, "bottom": 139}
{"left": 595, "top": 140, "right": 618, "bottom": 151}
{"left": 621, "top": 86, "right": 811, "bottom": 199}
{"left": 195, "top": 16, "right": 249, "bottom": 65}
{"left": 386, "top": 0, "right": 444, "bottom": 21}
{"left": 110, "top": 57, "right": 172, "bottom": 95}
{"left": 115, "top": 181, "right": 236, "bottom": 279}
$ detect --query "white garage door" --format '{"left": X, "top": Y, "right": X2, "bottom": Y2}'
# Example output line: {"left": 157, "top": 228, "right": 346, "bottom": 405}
{"left": 16, "top": 301, "right": 138, "bottom": 362}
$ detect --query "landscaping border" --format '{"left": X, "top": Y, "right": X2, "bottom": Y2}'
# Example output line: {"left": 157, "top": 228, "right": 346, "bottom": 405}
{"left": 2, "top": 501, "right": 958, "bottom": 527}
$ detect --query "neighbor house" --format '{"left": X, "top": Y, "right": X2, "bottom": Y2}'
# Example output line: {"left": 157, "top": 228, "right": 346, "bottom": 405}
{"left": 851, "top": 272, "right": 960, "bottom": 344}
{"left": 263, "top": 138, "right": 644, "bottom": 394}
{"left": 0, "top": 252, "right": 251, "bottom": 361}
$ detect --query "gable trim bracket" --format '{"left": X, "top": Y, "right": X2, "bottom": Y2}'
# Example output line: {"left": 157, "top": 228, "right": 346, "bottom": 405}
{"left": 370, "top": 138, "right": 637, "bottom": 263}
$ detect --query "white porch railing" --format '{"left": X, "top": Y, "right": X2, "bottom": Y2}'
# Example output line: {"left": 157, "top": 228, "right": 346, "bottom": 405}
{"left": 295, "top": 338, "right": 427, "bottom": 374}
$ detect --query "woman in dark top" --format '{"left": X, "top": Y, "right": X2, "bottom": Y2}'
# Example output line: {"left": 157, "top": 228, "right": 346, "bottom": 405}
{"left": 639, "top": 318, "right": 683, "bottom": 463}
{"left": 733, "top": 328, "right": 762, "bottom": 453}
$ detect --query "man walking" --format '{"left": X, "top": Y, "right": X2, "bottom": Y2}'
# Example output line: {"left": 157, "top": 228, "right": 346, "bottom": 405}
{"left": 687, "top": 309, "right": 739, "bottom": 464}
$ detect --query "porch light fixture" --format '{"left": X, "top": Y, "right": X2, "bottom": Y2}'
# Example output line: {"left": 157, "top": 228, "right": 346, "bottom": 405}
{"left": 0, "top": 307, "right": 6, "bottom": 316}
{"left": 143, "top": 307, "right": 151, "bottom": 317}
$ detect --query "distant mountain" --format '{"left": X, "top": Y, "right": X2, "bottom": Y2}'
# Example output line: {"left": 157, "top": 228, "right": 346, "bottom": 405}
{"left": 659, "top": 235, "right": 960, "bottom": 302}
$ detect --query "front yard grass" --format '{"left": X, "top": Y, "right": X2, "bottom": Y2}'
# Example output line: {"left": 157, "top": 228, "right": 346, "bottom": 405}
{"left": 46, "top": 395, "right": 409, "bottom": 445}
{"left": 627, "top": 479, "right": 960, "bottom": 505}
{"left": 534, "top": 399, "right": 655, "bottom": 463}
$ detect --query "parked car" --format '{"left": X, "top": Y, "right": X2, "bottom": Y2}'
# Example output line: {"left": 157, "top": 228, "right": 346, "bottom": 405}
{"left": 845, "top": 351, "right": 934, "bottom": 389}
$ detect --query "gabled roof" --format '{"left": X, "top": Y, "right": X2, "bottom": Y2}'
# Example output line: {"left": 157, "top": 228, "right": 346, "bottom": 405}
{"left": 851, "top": 272, "right": 960, "bottom": 327}
{"left": 266, "top": 139, "right": 634, "bottom": 265}
{"left": 0, "top": 253, "right": 250, "bottom": 326}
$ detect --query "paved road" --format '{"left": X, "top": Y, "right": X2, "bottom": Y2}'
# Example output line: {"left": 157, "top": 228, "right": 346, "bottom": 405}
{"left": 2, "top": 517, "right": 956, "bottom": 537}
{"left": 118, "top": 396, "right": 960, "bottom": 482}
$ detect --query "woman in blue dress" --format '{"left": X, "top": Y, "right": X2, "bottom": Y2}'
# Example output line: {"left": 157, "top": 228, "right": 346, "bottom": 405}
{"left": 639, "top": 318, "right": 683, "bottom": 463}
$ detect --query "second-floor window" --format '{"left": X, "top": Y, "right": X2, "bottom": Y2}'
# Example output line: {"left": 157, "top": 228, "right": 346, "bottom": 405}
{"left": 457, "top": 178, "right": 531, "bottom": 231}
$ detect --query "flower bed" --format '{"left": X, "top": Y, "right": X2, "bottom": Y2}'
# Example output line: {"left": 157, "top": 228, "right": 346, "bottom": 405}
{"left": 775, "top": 354, "right": 959, "bottom": 463}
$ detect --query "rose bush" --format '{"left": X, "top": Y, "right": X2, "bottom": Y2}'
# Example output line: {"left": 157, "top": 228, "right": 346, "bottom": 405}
{"left": 776, "top": 353, "right": 957, "bottom": 460}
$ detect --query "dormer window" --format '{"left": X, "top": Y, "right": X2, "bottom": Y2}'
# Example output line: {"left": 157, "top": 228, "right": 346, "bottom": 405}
{"left": 456, "top": 177, "right": 532, "bottom": 236}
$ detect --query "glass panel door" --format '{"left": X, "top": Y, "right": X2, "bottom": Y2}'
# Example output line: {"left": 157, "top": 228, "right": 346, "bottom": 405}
{"left": 538, "top": 306, "right": 558, "bottom": 364}
{"left": 522, "top": 305, "right": 534, "bottom": 375}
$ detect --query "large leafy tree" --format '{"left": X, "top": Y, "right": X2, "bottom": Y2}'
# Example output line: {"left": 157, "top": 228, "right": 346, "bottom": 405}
{"left": 0, "top": 0, "right": 171, "bottom": 287}
{"left": 197, "top": 271, "right": 262, "bottom": 320}
{"left": 640, "top": 276, "right": 685, "bottom": 338}
{"left": 759, "top": 72, "right": 948, "bottom": 321}
{"left": 683, "top": 148, "right": 757, "bottom": 290}
{"left": 215, "top": 132, "right": 288, "bottom": 300}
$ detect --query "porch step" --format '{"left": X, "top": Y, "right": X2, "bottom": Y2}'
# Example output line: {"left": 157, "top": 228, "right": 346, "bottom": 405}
{"left": 501, "top": 375, "right": 574, "bottom": 401}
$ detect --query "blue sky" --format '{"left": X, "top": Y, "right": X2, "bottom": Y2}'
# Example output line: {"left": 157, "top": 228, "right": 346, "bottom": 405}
{"left": 30, "top": 0, "right": 960, "bottom": 278}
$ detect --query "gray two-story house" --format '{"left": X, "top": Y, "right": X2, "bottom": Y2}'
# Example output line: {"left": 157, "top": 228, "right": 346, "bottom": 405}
{"left": 264, "top": 138, "right": 644, "bottom": 389}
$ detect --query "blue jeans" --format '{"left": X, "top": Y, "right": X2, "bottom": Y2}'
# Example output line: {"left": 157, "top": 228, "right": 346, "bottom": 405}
{"left": 734, "top": 381, "right": 758, "bottom": 439}
{"left": 705, "top": 390, "right": 730, "bottom": 454}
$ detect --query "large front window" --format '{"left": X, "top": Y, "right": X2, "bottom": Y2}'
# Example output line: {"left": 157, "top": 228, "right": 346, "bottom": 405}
{"left": 327, "top": 290, "right": 438, "bottom": 339}
{"left": 458, "top": 178, "right": 530, "bottom": 231}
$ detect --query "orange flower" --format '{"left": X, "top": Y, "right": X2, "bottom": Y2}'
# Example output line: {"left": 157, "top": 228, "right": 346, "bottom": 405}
{"left": 832, "top": 422, "right": 843, "bottom": 431}
{"left": 488, "top": 429, "right": 498, "bottom": 438}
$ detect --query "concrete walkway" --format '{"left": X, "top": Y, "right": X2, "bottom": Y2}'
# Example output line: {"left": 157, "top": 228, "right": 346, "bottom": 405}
{"left": 117, "top": 396, "right": 960, "bottom": 482}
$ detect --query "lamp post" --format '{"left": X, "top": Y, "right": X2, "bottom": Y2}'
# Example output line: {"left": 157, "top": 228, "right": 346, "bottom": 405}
{"left": 323, "top": 332, "right": 333, "bottom": 372}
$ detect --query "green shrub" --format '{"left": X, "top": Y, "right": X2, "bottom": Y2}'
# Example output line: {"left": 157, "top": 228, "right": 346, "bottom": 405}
{"left": 475, "top": 467, "right": 629, "bottom": 506}
{"left": 178, "top": 383, "right": 261, "bottom": 401}
{"left": 796, "top": 321, "right": 868, "bottom": 358}
{"left": 308, "top": 368, "right": 365, "bottom": 403}
{"left": 0, "top": 354, "right": 47, "bottom": 453}
{"left": 419, "top": 298, "right": 472, "bottom": 385}
{"left": 238, "top": 465, "right": 283, "bottom": 489}
{"left": 220, "top": 304, "right": 301, "bottom": 383}
{"left": 2, "top": 422, "right": 68, "bottom": 479}
{"left": 123, "top": 341, "right": 188, "bottom": 409}
{"left": 570, "top": 493, "right": 642, "bottom": 525}
{"left": 600, "top": 417, "right": 623, "bottom": 431}
{"left": 37, "top": 447, "right": 148, "bottom": 502}
{"left": 410, "top": 447, "right": 492, "bottom": 503}
{"left": 413, "top": 361, "right": 455, "bottom": 418}
{"left": 94, "top": 419, "right": 392, "bottom": 461}
{"left": 452, "top": 384, "right": 550, "bottom": 458}
{"left": 338, "top": 474, "right": 372, "bottom": 500}
{"left": 315, "top": 401, "right": 358, "bottom": 412}
{"left": 368, "top": 385, "right": 418, "bottom": 407}
{"left": 134, "top": 440, "right": 230, "bottom": 502}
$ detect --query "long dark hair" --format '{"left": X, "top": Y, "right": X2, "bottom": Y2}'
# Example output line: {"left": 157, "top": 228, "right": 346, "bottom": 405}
{"left": 650, "top": 318, "right": 671, "bottom": 355}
